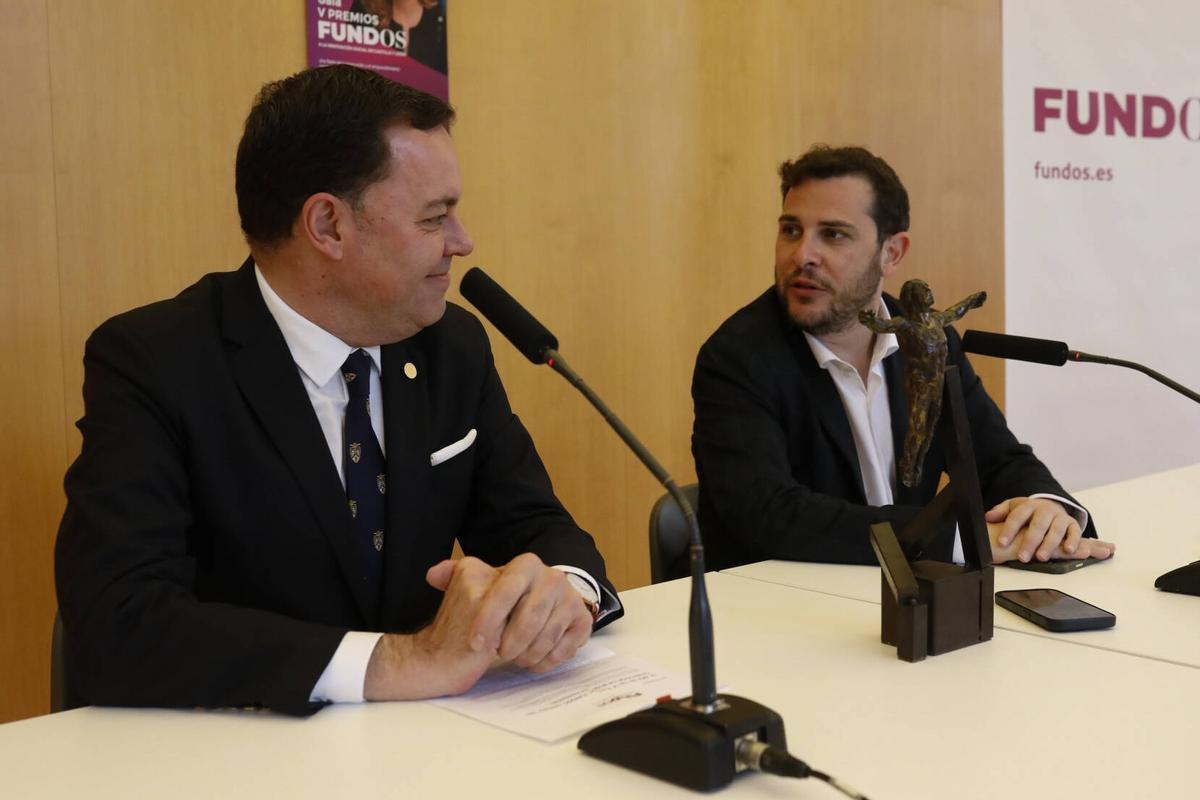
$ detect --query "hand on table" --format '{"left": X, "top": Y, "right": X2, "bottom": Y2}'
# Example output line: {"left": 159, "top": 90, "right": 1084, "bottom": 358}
{"left": 466, "top": 552, "right": 594, "bottom": 674}
{"left": 364, "top": 556, "right": 500, "bottom": 700}
{"left": 364, "top": 553, "right": 594, "bottom": 701}
{"left": 986, "top": 496, "right": 1115, "bottom": 564}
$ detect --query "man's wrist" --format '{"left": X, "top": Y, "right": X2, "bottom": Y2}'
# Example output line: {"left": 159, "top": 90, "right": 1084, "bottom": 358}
{"left": 364, "top": 633, "right": 416, "bottom": 701}
{"left": 564, "top": 572, "right": 600, "bottom": 620}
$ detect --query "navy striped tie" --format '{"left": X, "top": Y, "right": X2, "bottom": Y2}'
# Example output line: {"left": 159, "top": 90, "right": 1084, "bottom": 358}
{"left": 341, "top": 349, "right": 385, "bottom": 607}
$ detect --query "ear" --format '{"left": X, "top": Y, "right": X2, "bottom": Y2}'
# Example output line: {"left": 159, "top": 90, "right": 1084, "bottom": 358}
{"left": 297, "top": 192, "right": 355, "bottom": 260}
{"left": 879, "top": 231, "right": 910, "bottom": 278}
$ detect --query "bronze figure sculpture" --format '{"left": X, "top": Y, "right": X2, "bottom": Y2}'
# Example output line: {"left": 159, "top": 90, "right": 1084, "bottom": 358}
{"left": 859, "top": 280, "right": 986, "bottom": 487}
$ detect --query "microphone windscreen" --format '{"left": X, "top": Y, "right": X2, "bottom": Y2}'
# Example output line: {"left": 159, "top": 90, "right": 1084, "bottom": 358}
{"left": 460, "top": 267, "right": 559, "bottom": 364}
{"left": 961, "top": 330, "right": 1069, "bottom": 367}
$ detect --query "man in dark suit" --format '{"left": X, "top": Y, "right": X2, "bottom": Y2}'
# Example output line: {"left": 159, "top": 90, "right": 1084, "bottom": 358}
{"left": 56, "top": 65, "right": 620, "bottom": 716}
{"left": 692, "top": 145, "right": 1116, "bottom": 571}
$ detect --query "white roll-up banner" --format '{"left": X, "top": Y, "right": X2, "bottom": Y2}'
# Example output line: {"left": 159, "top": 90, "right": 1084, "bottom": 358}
{"left": 1003, "top": 0, "right": 1200, "bottom": 490}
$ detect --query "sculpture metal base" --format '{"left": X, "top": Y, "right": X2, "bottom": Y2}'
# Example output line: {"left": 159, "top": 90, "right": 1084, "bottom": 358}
{"left": 879, "top": 561, "right": 994, "bottom": 662}
{"left": 578, "top": 694, "right": 786, "bottom": 791}
{"left": 871, "top": 367, "right": 995, "bottom": 663}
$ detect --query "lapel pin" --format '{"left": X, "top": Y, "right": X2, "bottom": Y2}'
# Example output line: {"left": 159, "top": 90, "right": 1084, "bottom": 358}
{"left": 404, "top": 362, "right": 418, "bottom": 380}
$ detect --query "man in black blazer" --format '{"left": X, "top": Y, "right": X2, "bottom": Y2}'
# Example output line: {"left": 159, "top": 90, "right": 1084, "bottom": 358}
{"left": 56, "top": 66, "right": 620, "bottom": 716}
{"left": 692, "top": 145, "right": 1115, "bottom": 571}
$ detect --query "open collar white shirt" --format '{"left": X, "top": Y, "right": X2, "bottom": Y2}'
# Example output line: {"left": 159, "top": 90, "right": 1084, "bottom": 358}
{"left": 806, "top": 306, "right": 970, "bottom": 564}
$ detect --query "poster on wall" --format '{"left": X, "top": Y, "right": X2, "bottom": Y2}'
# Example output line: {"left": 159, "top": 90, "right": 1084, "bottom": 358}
{"left": 307, "top": 0, "right": 448, "bottom": 101}
{"left": 1003, "top": 0, "right": 1200, "bottom": 490}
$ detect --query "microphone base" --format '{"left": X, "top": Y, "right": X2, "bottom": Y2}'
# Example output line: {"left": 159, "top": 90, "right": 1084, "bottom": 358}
{"left": 577, "top": 694, "right": 786, "bottom": 791}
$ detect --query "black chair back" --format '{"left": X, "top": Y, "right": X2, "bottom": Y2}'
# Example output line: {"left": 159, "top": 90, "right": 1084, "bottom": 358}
{"left": 51, "top": 610, "right": 85, "bottom": 712}
{"left": 648, "top": 483, "right": 699, "bottom": 584}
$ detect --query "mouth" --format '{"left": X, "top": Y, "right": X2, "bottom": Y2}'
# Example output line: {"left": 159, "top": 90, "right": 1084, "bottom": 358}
{"left": 426, "top": 259, "right": 453, "bottom": 281}
{"left": 785, "top": 275, "right": 830, "bottom": 294}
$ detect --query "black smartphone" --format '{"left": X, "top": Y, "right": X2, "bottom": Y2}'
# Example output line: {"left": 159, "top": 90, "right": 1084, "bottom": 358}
{"left": 1002, "top": 557, "right": 1104, "bottom": 574}
{"left": 994, "top": 589, "right": 1116, "bottom": 632}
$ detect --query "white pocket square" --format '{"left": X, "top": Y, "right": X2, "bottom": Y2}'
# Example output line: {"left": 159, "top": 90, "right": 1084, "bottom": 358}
{"left": 430, "top": 428, "right": 477, "bottom": 466}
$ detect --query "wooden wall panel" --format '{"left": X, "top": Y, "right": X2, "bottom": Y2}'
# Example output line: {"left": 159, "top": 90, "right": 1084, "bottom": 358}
{"left": 450, "top": 0, "right": 1005, "bottom": 590}
{"left": 0, "top": 0, "right": 1003, "bottom": 722}
{"left": 49, "top": 0, "right": 307, "bottom": 453}
{"left": 0, "top": 0, "right": 68, "bottom": 723}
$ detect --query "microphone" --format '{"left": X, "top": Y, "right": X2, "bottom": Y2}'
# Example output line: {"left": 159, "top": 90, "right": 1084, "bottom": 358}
{"left": 459, "top": 268, "right": 558, "bottom": 364}
{"left": 461, "top": 267, "right": 865, "bottom": 795}
{"left": 962, "top": 328, "right": 1200, "bottom": 597}
{"left": 962, "top": 330, "right": 1200, "bottom": 404}
{"left": 960, "top": 330, "right": 1069, "bottom": 366}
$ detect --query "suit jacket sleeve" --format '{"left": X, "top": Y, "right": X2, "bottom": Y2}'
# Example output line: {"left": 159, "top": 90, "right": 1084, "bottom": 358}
{"left": 949, "top": 327, "right": 1097, "bottom": 538}
{"left": 692, "top": 321, "right": 944, "bottom": 567}
{"left": 56, "top": 314, "right": 345, "bottom": 716}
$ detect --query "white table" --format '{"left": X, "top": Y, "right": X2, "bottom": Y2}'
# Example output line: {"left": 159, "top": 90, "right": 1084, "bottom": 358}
{"left": 723, "top": 463, "right": 1200, "bottom": 669}
{"left": 2, "top": 572, "right": 1197, "bottom": 798}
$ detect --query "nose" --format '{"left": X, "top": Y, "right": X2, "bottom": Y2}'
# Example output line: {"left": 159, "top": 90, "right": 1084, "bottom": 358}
{"left": 445, "top": 214, "right": 474, "bottom": 258}
{"left": 790, "top": 231, "right": 819, "bottom": 270}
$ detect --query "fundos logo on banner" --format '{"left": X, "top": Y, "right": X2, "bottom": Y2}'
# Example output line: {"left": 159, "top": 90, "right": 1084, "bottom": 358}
{"left": 1003, "top": 0, "right": 1200, "bottom": 490}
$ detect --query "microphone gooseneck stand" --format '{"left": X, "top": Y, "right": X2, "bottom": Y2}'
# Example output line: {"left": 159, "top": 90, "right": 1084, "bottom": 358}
{"left": 962, "top": 329, "right": 1200, "bottom": 597}
{"left": 960, "top": 330, "right": 1200, "bottom": 404}
{"left": 460, "top": 267, "right": 868, "bottom": 796}
{"left": 544, "top": 348, "right": 716, "bottom": 709}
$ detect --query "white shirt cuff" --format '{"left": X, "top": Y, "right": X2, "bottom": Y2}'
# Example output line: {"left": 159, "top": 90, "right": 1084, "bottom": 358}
{"left": 309, "top": 631, "right": 384, "bottom": 704}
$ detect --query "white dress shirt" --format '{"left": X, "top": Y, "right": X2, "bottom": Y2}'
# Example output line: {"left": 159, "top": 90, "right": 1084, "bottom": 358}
{"left": 254, "top": 267, "right": 602, "bottom": 704}
{"left": 803, "top": 302, "right": 1086, "bottom": 565}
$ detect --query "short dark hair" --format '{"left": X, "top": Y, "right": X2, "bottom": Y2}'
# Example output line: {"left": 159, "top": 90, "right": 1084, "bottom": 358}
{"left": 778, "top": 145, "right": 909, "bottom": 243}
{"left": 236, "top": 65, "right": 455, "bottom": 247}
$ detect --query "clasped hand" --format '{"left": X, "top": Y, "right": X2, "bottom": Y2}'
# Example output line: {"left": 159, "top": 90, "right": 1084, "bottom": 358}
{"left": 364, "top": 554, "right": 593, "bottom": 701}
{"left": 986, "top": 496, "right": 1115, "bottom": 564}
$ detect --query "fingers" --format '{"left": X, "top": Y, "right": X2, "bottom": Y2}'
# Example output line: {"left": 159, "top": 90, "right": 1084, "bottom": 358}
{"left": 432, "top": 558, "right": 499, "bottom": 633}
{"left": 390, "top": 558, "right": 502, "bottom": 700}
{"left": 1018, "top": 502, "right": 1057, "bottom": 560}
{"left": 988, "top": 520, "right": 1018, "bottom": 564}
{"left": 470, "top": 553, "right": 545, "bottom": 653}
{"left": 988, "top": 498, "right": 1094, "bottom": 564}
{"left": 1014, "top": 501, "right": 1065, "bottom": 561}
{"left": 985, "top": 499, "right": 1012, "bottom": 524}
{"left": 1033, "top": 513, "right": 1073, "bottom": 561}
{"left": 499, "top": 571, "right": 563, "bottom": 662}
{"left": 1009, "top": 500, "right": 1082, "bottom": 562}
{"left": 508, "top": 598, "right": 568, "bottom": 667}
{"left": 476, "top": 554, "right": 595, "bottom": 670}
{"left": 508, "top": 586, "right": 592, "bottom": 668}
{"left": 425, "top": 559, "right": 457, "bottom": 590}
{"left": 1000, "top": 498, "right": 1035, "bottom": 549}
{"left": 526, "top": 607, "right": 592, "bottom": 674}
{"left": 1058, "top": 519, "right": 1084, "bottom": 556}
{"left": 1072, "top": 537, "right": 1116, "bottom": 561}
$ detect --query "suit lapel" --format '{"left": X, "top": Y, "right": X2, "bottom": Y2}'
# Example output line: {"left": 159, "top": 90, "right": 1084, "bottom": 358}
{"left": 221, "top": 260, "right": 378, "bottom": 624}
{"left": 379, "top": 339, "right": 433, "bottom": 625}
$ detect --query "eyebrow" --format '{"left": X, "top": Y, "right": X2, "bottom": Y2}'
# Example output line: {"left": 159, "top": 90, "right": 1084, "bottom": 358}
{"left": 421, "top": 196, "right": 460, "bottom": 212}
{"left": 777, "top": 214, "right": 857, "bottom": 231}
